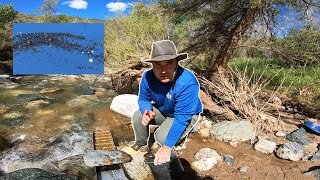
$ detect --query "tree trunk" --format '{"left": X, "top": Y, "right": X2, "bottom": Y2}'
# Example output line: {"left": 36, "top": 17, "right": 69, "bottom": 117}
{"left": 209, "top": 8, "right": 260, "bottom": 79}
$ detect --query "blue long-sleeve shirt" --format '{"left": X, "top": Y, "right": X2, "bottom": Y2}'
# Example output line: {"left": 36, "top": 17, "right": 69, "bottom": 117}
{"left": 138, "top": 65, "right": 203, "bottom": 147}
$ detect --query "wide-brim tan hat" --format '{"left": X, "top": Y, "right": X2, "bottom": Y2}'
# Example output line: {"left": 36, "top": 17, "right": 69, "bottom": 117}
{"left": 142, "top": 40, "right": 188, "bottom": 63}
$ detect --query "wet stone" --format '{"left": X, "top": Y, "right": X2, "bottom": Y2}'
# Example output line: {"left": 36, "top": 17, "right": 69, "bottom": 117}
{"left": 55, "top": 155, "right": 96, "bottom": 179}
{"left": 286, "top": 127, "right": 313, "bottom": 146}
{"left": 39, "top": 87, "right": 61, "bottom": 94}
{"left": 16, "top": 94, "right": 54, "bottom": 103}
{"left": 0, "top": 117, "right": 27, "bottom": 126}
{"left": 88, "top": 102, "right": 108, "bottom": 110}
{"left": 73, "top": 86, "right": 95, "bottom": 95}
{"left": 0, "top": 168, "right": 79, "bottom": 180}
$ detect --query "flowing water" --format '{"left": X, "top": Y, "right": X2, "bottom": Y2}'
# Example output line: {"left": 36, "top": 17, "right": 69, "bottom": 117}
{"left": 0, "top": 75, "right": 134, "bottom": 176}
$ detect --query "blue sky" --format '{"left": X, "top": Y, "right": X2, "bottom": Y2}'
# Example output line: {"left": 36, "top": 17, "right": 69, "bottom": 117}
{"left": 0, "top": 0, "right": 143, "bottom": 19}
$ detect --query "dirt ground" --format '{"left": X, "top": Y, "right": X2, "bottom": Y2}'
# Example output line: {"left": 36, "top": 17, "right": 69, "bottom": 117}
{"left": 179, "top": 133, "right": 319, "bottom": 180}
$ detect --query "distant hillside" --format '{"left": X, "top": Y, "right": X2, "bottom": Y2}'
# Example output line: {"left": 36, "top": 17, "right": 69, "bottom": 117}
{"left": 14, "top": 13, "right": 104, "bottom": 23}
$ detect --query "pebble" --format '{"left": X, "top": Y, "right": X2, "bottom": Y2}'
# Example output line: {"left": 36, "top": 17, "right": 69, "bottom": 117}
{"left": 223, "top": 155, "right": 235, "bottom": 166}
{"left": 239, "top": 166, "right": 249, "bottom": 173}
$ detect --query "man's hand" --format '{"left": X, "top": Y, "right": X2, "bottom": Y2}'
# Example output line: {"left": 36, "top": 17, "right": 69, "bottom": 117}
{"left": 154, "top": 145, "right": 172, "bottom": 165}
{"left": 142, "top": 110, "right": 155, "bottom": 126}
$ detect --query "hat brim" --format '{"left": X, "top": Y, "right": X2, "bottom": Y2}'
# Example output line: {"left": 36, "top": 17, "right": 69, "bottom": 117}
{"left": 142, "top": 53, "right": 188, "bottom": 63}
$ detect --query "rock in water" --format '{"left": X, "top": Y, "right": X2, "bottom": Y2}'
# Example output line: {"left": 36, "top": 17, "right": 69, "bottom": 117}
{"left": 254, "top": 136, "right": 277, "bottom": 154}
{"left": 73, "top": 86, "right": 95, "bottom": 95}
{"left": 276, "top": 142, "right": 304, "bottom": 161}
{"left": 191, "top": 148, "right": 222, "bottom": 171}
{"left": 286, "top": 127, "right": 313, "bottom": 146}
{"left": 210, "top": 120, "right": 255, "bottom": 142}
{"left": 0, "top": 168, "right": 79, "bottom": 180}
{"left": 39, "top": 87, "right": 61, "bottom": 94}
{"left": 110, "top": 94, "right": 139, "bottom": 118}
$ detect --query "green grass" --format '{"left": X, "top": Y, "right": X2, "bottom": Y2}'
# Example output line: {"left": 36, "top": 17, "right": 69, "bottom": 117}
{"left": 228, "top": 58, "right": 320, "bottom": 103}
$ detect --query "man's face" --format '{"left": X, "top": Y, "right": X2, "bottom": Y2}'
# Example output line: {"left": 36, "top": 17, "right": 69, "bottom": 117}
{"left": 152, "top": 59, "right": 177, "bottom": 83}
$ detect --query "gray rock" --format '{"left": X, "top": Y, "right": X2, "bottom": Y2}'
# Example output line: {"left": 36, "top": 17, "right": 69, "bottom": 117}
{"left": 73, "top": 86, "right": 95, "bottom": 95}
{"left": 275, "top": 131, "right": 287, "bottom": 137}
{"left": 311, "top": 149, "right": 320, "bottom": 161}
{"left": 191, "top": 148, "right": 222, "bottom": 171}
{"left": 239, "top": 166, "right": 249, "bottom": 173}
{"left": 254, "top": 137, "right": 277, "bottom": 154}
{"left": 223, "top": 155, "right": 235, "bottom": 166}
{"left": 303, "top": 167, "right": 320, "bottom": 180}
{"left": 110, "top": 94, "right": 139, "bottom": 118}
{"left": 210, "top": 120, "right": 255, "bottom": 142}
{"left": 286, "top": 127, "right": 313, "bottom": 146}
{"left": 276, "top": 142, "right": 304, "bottom": 161}
{"left": 0, "top": 168, "right": 79, "bottom": 180}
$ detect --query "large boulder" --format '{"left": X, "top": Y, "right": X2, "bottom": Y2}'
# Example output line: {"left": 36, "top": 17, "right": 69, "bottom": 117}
{"left": 110, "top": 94, "right": 139, "bottom": 118}
{"left": 276, "top": 142, "right": 304, "bottom": 161}
{"left": 191, "top": 148, "right": 222, "bottom": 171}
{"left": 210, "top": 120, "right": 255, "bottom": 142}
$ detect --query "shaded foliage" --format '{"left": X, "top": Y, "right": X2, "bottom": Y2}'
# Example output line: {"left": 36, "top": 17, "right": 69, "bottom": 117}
{"left": 105, "top": 2, "right": 167, "bottom": 69}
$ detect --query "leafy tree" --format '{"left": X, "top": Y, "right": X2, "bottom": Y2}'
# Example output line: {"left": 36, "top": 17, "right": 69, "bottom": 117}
{"left": 161, "top": 0, "right": 320, "bottom": 79}
{"left": 105, "top": 2, "right": 167, "bottom": 69}
{"left": 36, "top": 0, "right": 59, "bottom": 22}
{"left": 271, "top": 27, "right": 320, "bottom": 65}
{"left": 0, "top": 4, "right": 17, "bottom": 47}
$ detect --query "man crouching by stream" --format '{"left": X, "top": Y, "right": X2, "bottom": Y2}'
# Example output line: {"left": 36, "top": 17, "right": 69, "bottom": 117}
{"left": 131, "top": 40, "right": 203, "bottom": 166}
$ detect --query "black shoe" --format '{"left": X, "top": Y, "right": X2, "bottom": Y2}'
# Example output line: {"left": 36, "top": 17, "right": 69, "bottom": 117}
{"left": 131, "top": 143, "right": 146, "bottom": 151}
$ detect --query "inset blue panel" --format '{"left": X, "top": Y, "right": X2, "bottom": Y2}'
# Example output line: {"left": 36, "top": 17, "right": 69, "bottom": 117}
{"left": 13, "top": 23, "right": 104, "bottom": 75}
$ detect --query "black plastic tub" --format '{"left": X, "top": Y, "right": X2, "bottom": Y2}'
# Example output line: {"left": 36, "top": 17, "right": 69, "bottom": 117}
{"left": 144, "top": 152, "right": 184, "bottom": 180}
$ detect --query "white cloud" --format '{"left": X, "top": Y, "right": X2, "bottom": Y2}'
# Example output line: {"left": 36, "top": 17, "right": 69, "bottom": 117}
{"left": 106, "top": 2, "right": 132, "bottom": 13}
{"left": 62, "top": 0, "right": 88, "bottom": 10}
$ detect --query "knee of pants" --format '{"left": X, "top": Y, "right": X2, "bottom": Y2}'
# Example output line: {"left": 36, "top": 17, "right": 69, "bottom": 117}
{"left": 131, "top": 110, "right": 143, "bottom": 126}
{"left": 154, "top": 130, "right": 165, "bottom": 145}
